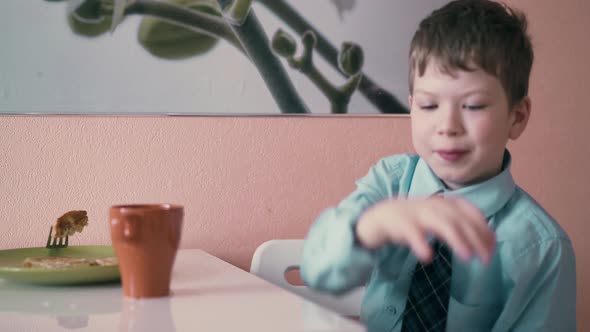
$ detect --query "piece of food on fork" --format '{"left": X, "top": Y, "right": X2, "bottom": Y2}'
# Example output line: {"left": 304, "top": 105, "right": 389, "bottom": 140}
{"left": 53, "top": 210, "right": 89, "bottom": 238}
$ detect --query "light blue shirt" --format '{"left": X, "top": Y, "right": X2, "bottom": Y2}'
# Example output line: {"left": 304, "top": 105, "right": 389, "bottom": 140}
{"left": 301, "top": 153, "right": 576, "bottom": 332}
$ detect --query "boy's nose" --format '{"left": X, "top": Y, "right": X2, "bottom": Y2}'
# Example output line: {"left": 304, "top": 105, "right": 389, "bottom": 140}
{"left": 436, "top": 108, "right": 464, "bottom": 136}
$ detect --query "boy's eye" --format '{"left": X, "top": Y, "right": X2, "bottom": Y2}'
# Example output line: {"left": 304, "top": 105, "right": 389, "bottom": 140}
{"left": 419, "top": 104, "right": 437, "bottom": 110}
{"left": 463, "top": 104, "right": 487, "bottom": 110}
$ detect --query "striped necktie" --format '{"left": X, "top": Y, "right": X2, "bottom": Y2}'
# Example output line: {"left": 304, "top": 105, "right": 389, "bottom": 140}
{"left": 401, "top": 241, "right": 453, "bottom": 332}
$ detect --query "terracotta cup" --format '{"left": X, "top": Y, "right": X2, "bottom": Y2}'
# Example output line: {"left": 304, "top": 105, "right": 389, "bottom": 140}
{"left": 109, "top": 204, "right": 183, "bottom": 298}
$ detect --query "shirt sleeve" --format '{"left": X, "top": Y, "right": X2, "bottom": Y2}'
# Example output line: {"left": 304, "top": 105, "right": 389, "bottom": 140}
{"left": 300, "top": 155, "right": 409, "bottom": 295}
{"left": 492, "top": 238, "right": 577, "bottom": 332}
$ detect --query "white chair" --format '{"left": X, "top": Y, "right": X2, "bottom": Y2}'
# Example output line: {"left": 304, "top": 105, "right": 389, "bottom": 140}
{"left": 250, "top": 239, "right": 365, "bottom": 318}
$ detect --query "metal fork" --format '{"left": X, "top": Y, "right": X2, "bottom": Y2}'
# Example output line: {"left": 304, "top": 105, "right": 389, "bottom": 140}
{"left": 45, "top": 226, "right": 68, "bottom": 249}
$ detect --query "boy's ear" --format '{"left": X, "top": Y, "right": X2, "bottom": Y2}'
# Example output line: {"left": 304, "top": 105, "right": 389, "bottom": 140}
{"left": 408, "top": 95, "right": 413, "bottom": 109}
{"left": 508, "top": 96, "right": 531, "bottom": 140}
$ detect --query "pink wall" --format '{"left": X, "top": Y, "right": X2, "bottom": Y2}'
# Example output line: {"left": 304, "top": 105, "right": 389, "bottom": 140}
{"left": 1, "top": 0, "right": 588, "bottom": 329}
{"left": 0, "top": 115, "right": 412, "bottom": 266}
{"left": 508, "top": 0, "right": 590, "bottom": 328}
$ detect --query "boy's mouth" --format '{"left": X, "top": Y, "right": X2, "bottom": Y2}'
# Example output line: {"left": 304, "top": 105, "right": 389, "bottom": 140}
{"left": 436, "top": 150, "right": 468, "bottom": 161}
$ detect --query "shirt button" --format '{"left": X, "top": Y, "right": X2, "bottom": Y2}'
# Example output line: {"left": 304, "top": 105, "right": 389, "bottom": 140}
{"left": 386, "top": 305, "right": 397, "bottom": 315}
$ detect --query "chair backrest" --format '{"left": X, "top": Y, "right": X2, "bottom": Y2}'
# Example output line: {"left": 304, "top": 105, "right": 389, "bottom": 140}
{"left": 250, "top": 239, "right": 364, "bottom": 317}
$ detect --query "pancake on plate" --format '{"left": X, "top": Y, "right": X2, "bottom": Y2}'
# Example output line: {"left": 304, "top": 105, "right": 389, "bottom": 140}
{"left": 21, "top": 210, "right": 117, "bottom": 269}
{"left": 23, "top": 256, "right": 118, "bottom": 268}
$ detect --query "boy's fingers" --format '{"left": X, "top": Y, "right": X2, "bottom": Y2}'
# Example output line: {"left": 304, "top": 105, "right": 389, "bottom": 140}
{"left": 427, "top": 217, "right": 473, "bottom": 262}
{"left": 460, "top": 222, "right": 495, "bottom": 264}
{"left": 396, "top": 222, "right": 433, "bottom": 262}
{"left": 419, "top": 204, "right": 475, "bottom": 261}
{"left": 454, "top": 198, "right": 492, "bottom": 232}
{"left": 447, "top": 198, "right": 496, "bottom": 262}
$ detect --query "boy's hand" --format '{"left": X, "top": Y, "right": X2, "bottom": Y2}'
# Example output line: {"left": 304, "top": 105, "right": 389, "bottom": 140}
{"left": 355, "top": 196, "right": 495, "bottom": 264}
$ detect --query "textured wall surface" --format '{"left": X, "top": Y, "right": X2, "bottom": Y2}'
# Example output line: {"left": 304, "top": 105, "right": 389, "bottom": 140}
{"left": 0, "top": 116, "right": 413, "bottom": 267}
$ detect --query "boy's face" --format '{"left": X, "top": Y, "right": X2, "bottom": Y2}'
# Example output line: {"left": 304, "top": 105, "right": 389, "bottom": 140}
{"left": 409, "top": 60, "right": 530, "bottom": 189}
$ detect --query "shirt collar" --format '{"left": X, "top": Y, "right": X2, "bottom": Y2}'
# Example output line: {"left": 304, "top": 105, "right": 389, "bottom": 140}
{"left": 408, "top": 151, "right": 516, "bottom": 218}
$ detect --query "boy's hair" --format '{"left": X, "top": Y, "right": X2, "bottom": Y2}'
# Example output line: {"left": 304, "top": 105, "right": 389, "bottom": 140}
{"left": 409, "top": 0, "right": 533, "bottom": 107}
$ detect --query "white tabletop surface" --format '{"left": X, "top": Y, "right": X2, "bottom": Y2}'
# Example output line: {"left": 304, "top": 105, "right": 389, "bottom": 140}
{"left": 0, "top": 249, "right": 365, "bottom": 332}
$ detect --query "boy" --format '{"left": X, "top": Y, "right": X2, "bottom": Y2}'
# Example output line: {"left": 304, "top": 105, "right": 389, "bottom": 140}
{"left": 300, "top": 1, "right": 576, "bottom": 331}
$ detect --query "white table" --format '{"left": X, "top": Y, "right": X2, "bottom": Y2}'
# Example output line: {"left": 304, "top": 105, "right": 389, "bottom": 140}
{"left": 0, "top": 249, "right": 365, "bottom": 331}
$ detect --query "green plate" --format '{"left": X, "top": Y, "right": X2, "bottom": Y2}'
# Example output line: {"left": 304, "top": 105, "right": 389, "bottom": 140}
{"left": 0, "top": 246, "right": 120, "bottom": 285}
